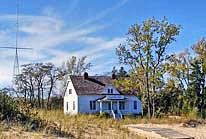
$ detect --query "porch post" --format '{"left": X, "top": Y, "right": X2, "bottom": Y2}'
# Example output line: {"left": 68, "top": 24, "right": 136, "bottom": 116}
{"left": 111, "top": 101, "right": 113, "bottom": 111}
{"left": 100, "top": 101, "right": 102, "bottom": 113}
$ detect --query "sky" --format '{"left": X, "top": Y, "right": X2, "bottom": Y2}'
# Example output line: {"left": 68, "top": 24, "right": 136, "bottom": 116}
{"left": 0, "top": 0, "right": 206, "bottom": 87}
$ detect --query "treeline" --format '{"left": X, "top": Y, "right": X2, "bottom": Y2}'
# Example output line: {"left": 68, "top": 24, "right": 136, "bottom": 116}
{"left": 2, "top": 17, "right": 205, "bottom": 119}
{"left": 114, "top": 17, "right": 206, "bottom": 118}
{"left": 3, "top": 56, "right": 91, "bottom": 109}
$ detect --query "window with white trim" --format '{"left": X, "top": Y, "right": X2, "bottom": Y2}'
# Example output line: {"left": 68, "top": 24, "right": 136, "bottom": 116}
{"left": 119, "top": 102, "right": 125, "bottom": 110}
{"left": 111, "top": 89, "right": 113, "bottom": 94}
{"left": 90, "top": 101, "right": 96, "bottom": 110}
{"left": 107, "top": 88, "right": 114, "bottom": 94}
{"left": 134, "top": 101, "right": 137, "bottom": 110}
{"left": 66, "top": 102, "right": 68, "bottom": 111}
{"left": 69, "top": 89, "right": 72, "bottom": 94}
{"left": 73, "top": 101, "right": 75, "bottom": 110}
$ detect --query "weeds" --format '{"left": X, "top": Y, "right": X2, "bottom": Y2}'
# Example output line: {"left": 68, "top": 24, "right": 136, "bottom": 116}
{"left": 37, "top": 110, "right": 146, "bottom": 139}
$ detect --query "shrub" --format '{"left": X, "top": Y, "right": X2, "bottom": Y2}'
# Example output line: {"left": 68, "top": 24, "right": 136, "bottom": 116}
{"left": 0, "top": 91, "right": 19, "bottom": 121}
{"left": 0, "top": 91, "right": 42, "bottom": 130}
{"left": 125, "top": 113, "right": 141, "bottom": 119}
{"left": 98, "top": 112, "right": 110, "bottom": 118}
{"left": 0, "top": 91, "right": 73, "bottom": 137}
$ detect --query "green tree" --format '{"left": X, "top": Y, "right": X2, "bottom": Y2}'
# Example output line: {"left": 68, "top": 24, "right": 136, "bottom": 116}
{"left": 116, "top": 17, "right": 181, "bottom": 118}
{"left": 191, "top": 38, "right": 206, "bottom": 117}
{"left": 165, "top": 49, "right": 192, "bottom": 91}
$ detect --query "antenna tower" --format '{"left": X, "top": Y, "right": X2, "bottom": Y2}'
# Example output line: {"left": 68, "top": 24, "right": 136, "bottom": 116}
{"left": 0, "top": 0, "right": 32, "bottom": 88}
{"left": 13, "top": 0, "right": 20, "bottom": 78}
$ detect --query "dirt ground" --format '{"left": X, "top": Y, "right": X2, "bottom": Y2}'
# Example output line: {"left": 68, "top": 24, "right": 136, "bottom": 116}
{"left": 126, "top": 123, "right": 206, "bottom": 139}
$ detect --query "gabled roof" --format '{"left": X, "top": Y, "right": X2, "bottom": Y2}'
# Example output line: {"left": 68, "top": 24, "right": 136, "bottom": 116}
{"left": 70, "top": 75, "right": 119, "bottom": 95}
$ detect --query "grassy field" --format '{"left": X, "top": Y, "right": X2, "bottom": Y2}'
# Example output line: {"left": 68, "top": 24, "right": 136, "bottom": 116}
{"left": 0, "top": 109, "right": 194, "bottom": 139}
{"left": 37, "top": 110, "right": 190, "bottom": 139}
{"left": 37, "top": 110, "right": 143, "bottom": 139}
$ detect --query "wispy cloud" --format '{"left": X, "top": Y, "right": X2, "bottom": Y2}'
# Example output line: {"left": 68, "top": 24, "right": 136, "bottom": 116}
{"left": 76, "top": 0, "right": 129, "bottom": 28}
{"left": 0, "top": 2, "right": 125, "bottom": 87}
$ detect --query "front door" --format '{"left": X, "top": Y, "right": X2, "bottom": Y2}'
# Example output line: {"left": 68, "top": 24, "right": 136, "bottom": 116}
{"left": 112, "top": 102, "right": 117, "bottom": 111}
{"left": 108, "top": 103, "right": 111, "bottom": 110}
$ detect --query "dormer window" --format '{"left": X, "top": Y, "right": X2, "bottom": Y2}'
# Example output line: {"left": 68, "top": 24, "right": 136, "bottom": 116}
{"left": 111, "top": 89, "right": 113, "bottom": 94}
{"left": 107, "top": 88, "right": 114, "bottom": 94}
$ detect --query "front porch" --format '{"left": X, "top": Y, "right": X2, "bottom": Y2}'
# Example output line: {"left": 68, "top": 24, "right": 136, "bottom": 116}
{"left": 97, "top": 95, "right": 128, "bottom": 119}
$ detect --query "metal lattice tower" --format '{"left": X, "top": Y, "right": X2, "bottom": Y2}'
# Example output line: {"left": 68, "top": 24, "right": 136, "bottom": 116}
{"left": 13, "top": 0, "right": 20, "bottom": 78}
{"left": 0, "top": 0, "right": 32, "bottom": 87}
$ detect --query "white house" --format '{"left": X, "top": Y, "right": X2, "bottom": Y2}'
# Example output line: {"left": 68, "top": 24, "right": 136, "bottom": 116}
{"left": 64, "top": 72, "right": 142, "bottom": 118}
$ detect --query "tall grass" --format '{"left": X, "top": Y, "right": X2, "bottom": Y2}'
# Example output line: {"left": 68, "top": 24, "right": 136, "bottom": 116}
{"left": 37, "top": 109, "right": 144, "bottom": 139}
{"left": 0, "top": 108, "right": 199, "bottom": 139}
{"left": 37, "top": 109, "right": 194, "bottom": 139}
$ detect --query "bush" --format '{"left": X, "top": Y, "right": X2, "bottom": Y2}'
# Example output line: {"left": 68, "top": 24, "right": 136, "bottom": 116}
{"left": 98, "top": 112, "right": 110, "bottom": 118}
{"left": 0, "top": 91, "right": 19, "bottom": 121}
{"left": 0, "top": 91, "right": 73, "bottom": 137}
{"left": 0, "top": 91, "right": 42, "bottom": 130}
{"left": 125, "top": 113, "right": 142, "bottom": 119}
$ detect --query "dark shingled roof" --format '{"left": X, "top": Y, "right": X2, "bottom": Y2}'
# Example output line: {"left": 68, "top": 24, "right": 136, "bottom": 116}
{"left": 70, "top": 75, "right": 114, "bottom": 95}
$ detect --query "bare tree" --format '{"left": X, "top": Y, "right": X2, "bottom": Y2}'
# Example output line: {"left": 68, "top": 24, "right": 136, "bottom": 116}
{"left": 59, "top": 56, "right": 92, "bottom": 97}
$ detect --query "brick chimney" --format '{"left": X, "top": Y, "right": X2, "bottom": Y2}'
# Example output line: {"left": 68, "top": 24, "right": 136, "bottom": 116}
{"left": 112, "top": 73, "right": 116, "bottom": 79}
{"left": 84, "top": 72, "right": 88, "bottom": 80}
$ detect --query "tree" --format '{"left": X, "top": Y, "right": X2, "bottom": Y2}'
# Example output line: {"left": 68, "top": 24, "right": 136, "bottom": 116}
{"left": 59, "top": 56, "right": 91, "bottom": 97}
{"left": 116, "top": 17, "right": 181, "bottom": 118}
{"left": 42, "top": 63, "right": 61, "bottom": 109}
{"left": 165, "top": 49, "right": 192, "bottom": 91}
{"left": 117, "top": 67, "right": 128, "bottom": 78}
{"left": 15, "top": 63, "right": 60, "bottom": 108}
{"left": 191, "top": 38, "right": 206, "bottom": 117}
{"left": 163, "top": 38, "right": 206, "bottom": 117}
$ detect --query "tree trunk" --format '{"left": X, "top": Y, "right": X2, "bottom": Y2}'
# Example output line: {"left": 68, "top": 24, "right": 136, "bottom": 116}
{"left": 146, "top": 72, "right": 151, "bottom": 118}
{"left": 152, "top": 99, "right": 155, "bottom": 117}
{"left": 24, "top": 89, "right": 27, "bottom": 102}
{"left": 37, "top": 84, "right": 41, "bottom": 108}
{"left": 41, "top": 83, "right": 44, "bottom": 108}
{"left": 152, "top": 69, "right": 156, "bottom": 117}
{"left": 47, "top": 76, "right": 54, "bottom": 109}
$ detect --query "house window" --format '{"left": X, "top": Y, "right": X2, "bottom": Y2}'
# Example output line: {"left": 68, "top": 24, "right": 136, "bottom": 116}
{"left": 66, "top": 102, "right": 68, "bottom": 111}
{"left": 108, "top": 89, "right": 110, "bottom": 94}
{"left": 69, "top": 89, "right": 72, "bottom": 94}
{"left": 107, "top": 89, "right": 113, "bottom": 94}
{"left": 90, "top": 101, "right": 96, "bottom": 110}
{"left": 111, "top": 89, "right": 113, "bottom": 94}
{"left": 73, "top": 101, "right": 75, "bottom": 110}
{"left": 119, "top": 102, "right": 125, "bottom": 110}
{"left": 134, "top": 101, "right": 137, "bottom": 110}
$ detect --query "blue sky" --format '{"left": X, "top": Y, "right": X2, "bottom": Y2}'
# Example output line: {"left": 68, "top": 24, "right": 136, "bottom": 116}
{"left": 0, "top": 0, "right": 206, "bottom": 87}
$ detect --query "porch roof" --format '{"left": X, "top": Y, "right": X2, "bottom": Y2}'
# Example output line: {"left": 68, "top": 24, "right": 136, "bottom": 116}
{"left": 96, "top": 96, "right": 128, "bottom": 101}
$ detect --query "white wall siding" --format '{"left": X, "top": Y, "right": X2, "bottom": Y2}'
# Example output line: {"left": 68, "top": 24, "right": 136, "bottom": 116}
{"left": 78, "top": 95, "right": 102, "bottom": 114}
{"left": 127, "top": 95, "right": 142, "bottom": 114}
{"left": 64, "top": 80, "right": 78, "bottom": 114}
{"left": 63, "top": 79, "right": 142, "bottom": 115}
{"left": 77, "top": 95, "right": 142, "bottom": 115}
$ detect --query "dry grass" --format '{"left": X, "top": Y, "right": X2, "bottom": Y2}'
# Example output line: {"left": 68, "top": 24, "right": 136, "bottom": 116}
{"left": 0, "top": 109, "right": 200, "bottom": 139}
{"left": 37, "top": 109, "right": 144, "bottom": 139}
{"left": 37, "top": 110, "right": 193, "bottom": 139}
